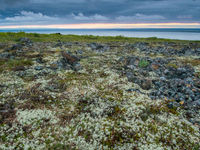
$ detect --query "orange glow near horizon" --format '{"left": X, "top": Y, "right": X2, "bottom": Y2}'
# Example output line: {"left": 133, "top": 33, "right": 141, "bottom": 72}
{"left": 0, "top": 23, "right": 200, "bottom": 29}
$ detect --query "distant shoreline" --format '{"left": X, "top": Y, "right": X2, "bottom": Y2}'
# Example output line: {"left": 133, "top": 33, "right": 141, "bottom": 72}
{"left": 1, "top": 28, "right": 200, "bottom": 32}
{"left": 1, "top": 28, "right": 200, "bottom": 41}
{"left": 0, "top": 31, "right": 200, "bottom": 43}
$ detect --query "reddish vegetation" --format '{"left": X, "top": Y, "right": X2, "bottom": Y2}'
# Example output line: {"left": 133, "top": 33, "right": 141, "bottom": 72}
{"left": 61, "top": 51, "right": 79, "bottom": 65}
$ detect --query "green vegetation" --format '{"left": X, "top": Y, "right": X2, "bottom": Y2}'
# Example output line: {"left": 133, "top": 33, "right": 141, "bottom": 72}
{"left": 7, "top": 59, "right": 33, "bottom": 68}
{"left": 167, "top": 63, "right": 178, "bottom": 69}
{"left": 0, "top": 32, "right": 200, "bottom": 43}
{"left": 138, "top": 59, "right": 149, "bottom": 68}
{"left": 182, "top": 59, "right": 200, "bottom": 66}
{"left": 0, "top": 58, "right": 33, "bottom": 73}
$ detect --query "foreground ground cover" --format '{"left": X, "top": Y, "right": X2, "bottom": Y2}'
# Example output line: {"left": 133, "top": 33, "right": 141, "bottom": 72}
{"left": 0, "top": 33, "right": 200, "bottom": 149}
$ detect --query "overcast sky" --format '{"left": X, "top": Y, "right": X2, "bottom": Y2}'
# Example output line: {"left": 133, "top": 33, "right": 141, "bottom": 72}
{"left": 0, "top": 0, "right": 200, "bottom": 27}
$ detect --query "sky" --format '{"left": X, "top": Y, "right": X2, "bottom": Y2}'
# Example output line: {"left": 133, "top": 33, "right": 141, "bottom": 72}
{"left": 0, "top": 0, "right": 200, "bottom": 28}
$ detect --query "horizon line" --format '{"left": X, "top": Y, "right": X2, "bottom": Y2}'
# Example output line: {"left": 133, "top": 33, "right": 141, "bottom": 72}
{"left": 0, "top": 23, "right": 200, "bottom": 29}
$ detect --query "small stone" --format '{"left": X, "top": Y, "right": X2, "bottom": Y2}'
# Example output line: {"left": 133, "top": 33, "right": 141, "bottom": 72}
{"left": 35, "top": 66, "right": 44, "bottom": 71}
{"left": 0, "top": 52, "right": 11, "bottom": 59}
{"left": 73, "top": 63, "right": 82, "bottom": 71}
{"left": 36, "top": 57, "right": 45, "bottom": 64}
{"left": 126, "top": 72, "right": 134, "bottom": 82}
{"left": 192, "top": 100, "right": 200, "bottom": 107}
{"left": 160, "top": 76, "right": 166, "bottom": 81}
{"left": 167, "top": 101, "right": 180, "bottom": 109}
{"left": 127, "top": 88, "right": 144, "bottom": 94}
{"left": 164, "top": 69, "right": 169, "bottom": 75}
{"left": 194, "top": 80, "right": 200, "bottom": 88}
{"left": 88, "top": 43, "right": 110, "bottom": 52}
{"left": 186, "top": 110, "right": 195, "bottom": 118}
{"left": 76, "top": 50, "right": 83, "bottom": 54}
{"left": 16, "top": 71, "right": 26, "bottom": 77}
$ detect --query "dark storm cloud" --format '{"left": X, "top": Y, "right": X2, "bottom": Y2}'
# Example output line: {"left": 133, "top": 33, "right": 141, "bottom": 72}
{"left": 0, "top": 0, "right": 199, "bottom": 25}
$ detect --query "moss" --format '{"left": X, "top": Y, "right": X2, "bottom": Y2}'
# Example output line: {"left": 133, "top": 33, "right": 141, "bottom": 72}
{"left": 1, "top": 59, "right": 33, "bottom": 72}
{"left": 48, "top": 143, "right": 74, "bottom": 150}
{"left": 0, "top": 135, "right": 7, "bottom": 142}
{"left": 102, "top": 126, "right": 140, "bottom": 148}
{"left": 141, "top": 103, "right": 179, "bottom": 121}
{"left": 9, "top": 59, "right": 33, "bottom": 67}
{"left": 182, "top": 59, "right": 200, "bottom": 66}
{"left": 0, "top": 59, "right": 6, "bottom": 73}
{"left": 167, "top": 63, "right": 178, "bottom": 69}
{"left": 146, "top": 123, "right": 158, "bottom": 134}
{"left": 193, "top": 144, "right": 200, "bottom": 150}
{"left": 99, "top": 71, "right": 109, "bottom": 78}
{"left": 19, "top": 84, "right": 54, "bottom": 104}
{"left": 65, "top": 72, "right": 91, "bottom": 81}
{"left": 47, "top": 77, "right": 68, "bottom": 92}
{"left": 97, "top": 89, "right": 124, "bottom": 102}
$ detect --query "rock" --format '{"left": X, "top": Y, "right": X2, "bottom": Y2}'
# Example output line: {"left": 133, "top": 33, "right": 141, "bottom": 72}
{"left": 54, "top": 42, "right": 63, "bottom": 47}
{"left": 164, "top": 69, "right": 169, "bottom": 75}
{"left": 37, "top": 70, "right": 49, "bottom": 76}
{"left": 13, "top": 66, "right": 26, "bottom": 71}
{"left": 36, "top": 57, "right": 45, "bottom": 64}
{"left": 57, "top": 59, "right": 71, "bottom": 70}
{"left": 19, "top": 37, "right": 32, "bottom": 44}
{"left": 52, "top": 51, "right": 82, "bottom": 71}
{"left": 192, "top": 100, "right": 200, "bottom": 108}
{"left": 126, "top": 57, "right": 140, "bottom": 67}
{"left": 88, "top": 43, "right": 110, "bottom": 52}
{"left": 138, "top": 70, "right": 148, "bottom": 77}
{"left": 35, "top": 66, "right": 44, "bottom": 71}
{"left": 140, "top": 79, "right": 152, "bottom": 90}
{"left": 76, "top": 50, "right": 83, "bottom": 55}
{"left": 185, "top": 50, "right": 193, "bottom": 56}
{"left": 0, "top": 52, "right": 11, "bottom": 59}
{"left": 134, "top": 42, "right": 200, "bottom": 56}
{"left": 160, "top": 76, "right": 166, "bottom": 81}
{"left": 193, "top": 79, "right": 200, "bottom": 88}
{"left": 126, "top": 72, "right": 135, "bottom": 82}
{"left": 167, "top": 101, "right": 180, "bottom": 109}
{"left": 55, "top": 33, "right": 62, "bottom": 35}
{"left": 72, "top": 63, "right": 82, "bottom": 71}
{"left": 10, "top": 44, "right": 23, "bottom": 50}
{"left": 16, "top": 71, "right": 27, "bottom": 77}
{"left": 0, "top": 43, "right": 6, "bottom": 49}
{"left": 186, "top": 110, "right": 196, "bottom": 118}
{"left": 89, "top": 43, "right": 98, "bottom": 50}
{"left": 126, "top": 88, "right": 145, "bottom": 94}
